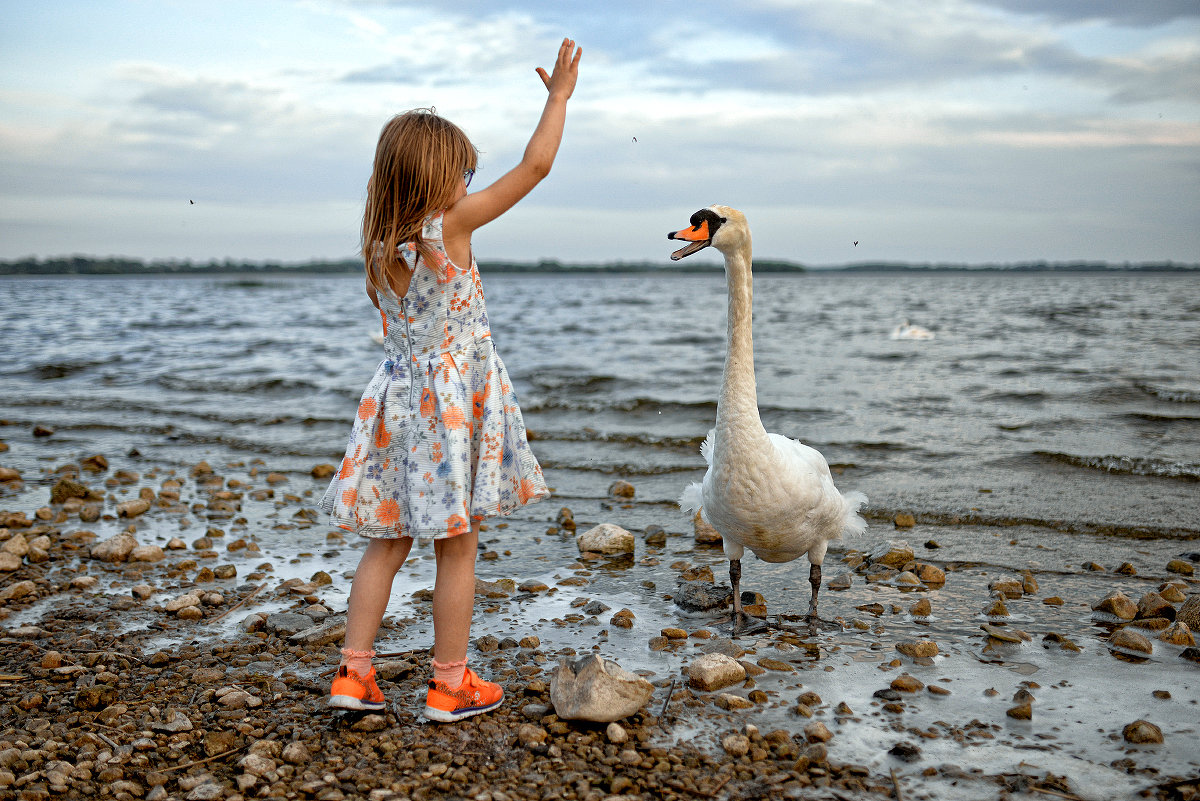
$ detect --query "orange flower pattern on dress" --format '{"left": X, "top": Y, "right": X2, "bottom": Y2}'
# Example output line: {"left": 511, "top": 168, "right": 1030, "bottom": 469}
{"left": 319, "top": 211, "right": 548, "bottom": 539}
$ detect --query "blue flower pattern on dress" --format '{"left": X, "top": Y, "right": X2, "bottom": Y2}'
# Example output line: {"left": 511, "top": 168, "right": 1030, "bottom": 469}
{"left": 319, "top": 211, "right": 549, "bottom": 538}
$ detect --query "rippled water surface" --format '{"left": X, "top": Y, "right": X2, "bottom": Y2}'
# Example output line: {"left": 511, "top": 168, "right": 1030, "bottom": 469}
{"left": 2, "top": 270, "right": 1199, "bottom": 799}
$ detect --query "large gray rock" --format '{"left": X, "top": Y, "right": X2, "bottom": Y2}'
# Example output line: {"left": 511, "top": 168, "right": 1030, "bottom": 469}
{"left": 550, "top": 655, "right": 653, "bottom": 722}
{"left": 264, "top": 612, "right": 317, "bottom": 636}
{"left": 674, "top": 582, "right": 732, "bottom": 612}
{"left": 576, "top": 524, "right": 635, "bottom": 555}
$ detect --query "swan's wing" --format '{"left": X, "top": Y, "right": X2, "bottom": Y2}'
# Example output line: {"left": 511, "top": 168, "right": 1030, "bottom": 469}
{"left": 767, "top": 432, "right": 833, "bottom": 479}
{"left": 767, "top": 433, "right": 868, "bottom": 538}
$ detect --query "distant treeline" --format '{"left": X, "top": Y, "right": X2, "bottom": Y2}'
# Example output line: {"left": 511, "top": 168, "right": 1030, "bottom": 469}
{"left": 1, "top": 255, "right": 1196, "bottom": 276}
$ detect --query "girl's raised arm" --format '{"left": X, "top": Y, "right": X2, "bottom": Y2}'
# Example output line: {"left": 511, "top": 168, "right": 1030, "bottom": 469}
{"left": 443, "top": 38, "right": 581, "bottom": 240}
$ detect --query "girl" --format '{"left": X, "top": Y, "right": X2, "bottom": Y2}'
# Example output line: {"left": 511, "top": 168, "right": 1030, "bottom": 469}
{"left": 322, "top": 38, "right": 581, "bottom": 722}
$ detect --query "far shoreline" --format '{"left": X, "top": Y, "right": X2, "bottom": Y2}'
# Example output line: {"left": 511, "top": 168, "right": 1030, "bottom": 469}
{"left": 2, "top": 256, "right": 1198, "bottom": 277}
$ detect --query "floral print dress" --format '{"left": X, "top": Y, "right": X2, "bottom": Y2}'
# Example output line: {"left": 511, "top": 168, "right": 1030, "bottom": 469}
{"left": 320, "top": 211, "right": 549, "bottom": 539}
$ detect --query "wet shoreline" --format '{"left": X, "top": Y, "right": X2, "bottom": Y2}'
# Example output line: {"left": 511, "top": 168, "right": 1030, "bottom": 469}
{"left": 2, "top": 441, "right": 1199, "bottom": 801}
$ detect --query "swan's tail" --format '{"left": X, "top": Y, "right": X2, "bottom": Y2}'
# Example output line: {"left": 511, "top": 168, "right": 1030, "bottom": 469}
{"left": 679, "top": 482, "right": 704, "bottom": 518}
{"left": 840, "top": 490, "right": 869, "bottom": 538}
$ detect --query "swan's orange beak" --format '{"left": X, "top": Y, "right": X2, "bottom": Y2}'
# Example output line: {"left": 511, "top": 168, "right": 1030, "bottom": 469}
{"left": 667, "top": 219, "right": 711, "bottom": 261}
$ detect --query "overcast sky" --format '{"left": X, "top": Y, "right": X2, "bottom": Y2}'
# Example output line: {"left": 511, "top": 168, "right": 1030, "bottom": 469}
{"left": 2, "top": 0, "right": 1198, "bottom": 266}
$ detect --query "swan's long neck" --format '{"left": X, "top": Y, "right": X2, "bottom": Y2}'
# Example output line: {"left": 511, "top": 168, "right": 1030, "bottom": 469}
{"left": 716, "top": 240, "right": 769, "bottom": 456}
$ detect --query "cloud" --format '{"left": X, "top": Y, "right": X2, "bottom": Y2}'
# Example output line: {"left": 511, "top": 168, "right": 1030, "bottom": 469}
{"left": 975, "top": 0, "right": 1200, "bottom": 27}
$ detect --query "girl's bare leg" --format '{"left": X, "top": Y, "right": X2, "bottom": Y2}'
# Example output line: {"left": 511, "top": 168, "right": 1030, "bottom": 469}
{"left": 344, "top": 537, "right": 413, "bottom": 652}
{"left": 432, "top": 520, "right": 481, "bottom": 664}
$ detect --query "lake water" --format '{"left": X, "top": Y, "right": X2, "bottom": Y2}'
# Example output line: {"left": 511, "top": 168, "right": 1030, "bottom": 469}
{"left": 2, "top": 270, "right": 1197, "bottom": 534}
{"left": 2, "top": 270, "right": 1199, "bottom": 798}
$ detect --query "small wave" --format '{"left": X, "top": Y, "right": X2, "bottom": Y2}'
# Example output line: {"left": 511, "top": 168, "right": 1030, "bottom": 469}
{"left": 1035, "top": 451, "right": 1200, "bottom": 482}
{"left": 980, "top": 391, "right": 1050, "bottom": 404}
{"left": 532, "top": 430, "right": 707, "bottom": 450}
{"left": 1136, "top": 383, "right": 1200, "bottom": 404}
{"left": 156, "top": 375, "right": 322, "bottom": 395}
{"left": 1123, "top": 412, "right": 1200, "bottom": 425}
{"left": 25, "top": 357, "right": 122, "bottom": 380}
{"left": 536, "top": 459, "right": 701, "bottom": 477}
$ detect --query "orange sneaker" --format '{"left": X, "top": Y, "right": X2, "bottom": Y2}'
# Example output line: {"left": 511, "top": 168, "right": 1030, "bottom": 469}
{"left": 423, "top": 667, "right": 503, "bottom": 722}
{"left": 328, "top": 665, "right": 385, "bottom": 711}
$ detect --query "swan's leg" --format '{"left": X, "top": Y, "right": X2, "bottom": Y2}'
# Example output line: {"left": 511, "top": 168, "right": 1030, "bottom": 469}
{"left": 805, "top": 562, "right": 841, "bottom": 633}
{"left": 808, "top": 563, "right": 821, "bottom": 620}
{"left": 730, "top": 558, "right": 744, "bottom": 637}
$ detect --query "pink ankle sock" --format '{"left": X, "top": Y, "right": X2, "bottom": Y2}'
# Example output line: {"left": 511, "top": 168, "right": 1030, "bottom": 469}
{"left": 432, "top": 658, "right": 467, "bottom": 688}
{"left": 340, "top": 648, "right": 375, "bottom": 676}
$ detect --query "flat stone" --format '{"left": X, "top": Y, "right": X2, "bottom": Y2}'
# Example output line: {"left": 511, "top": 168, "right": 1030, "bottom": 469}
{"left": 288, "top": 618, "right": 346, "bottom": 646}
{"left": 264, "top": 612, "right": 316, "bottom": 636}
{"left": 1006, "top": 702, "right": 1032, "bottom": 720}
{"left": 981, "top": 624, "right": 1030, "bottom": 643}
{"left": 1166, "top": 559, "right": 1194, "bottom": 576}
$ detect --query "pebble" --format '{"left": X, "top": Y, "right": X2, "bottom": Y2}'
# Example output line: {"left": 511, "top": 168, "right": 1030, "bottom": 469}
{"left": 1177, "top": 595, "right": 1200, "bottom": 629}
{"left": 804, "top": 721, "right": 833, "bottom": 743}
{"left": 692, "top": 511, "right": 722, "bottom": 544}
{"left": 1158, "top": 622, "right": 1195, "bottom": 647}
{"left": 1122, "top": 720, "right": 1164, "bottom": 744}
{"left": 607, "top": 480, "right": 635, "bottom": 499}
{"left": 895, "top": 639, "right": 938, "bottom": 658}
{"left": 687, "top": 653, "right": 746, "bottom": 692}
{"left": 890, "top": 675, "right": 924, "bottom": 693}
{"left": 1166, "top": 559, "right": 1194, "bottom": 576}
{"left": 606, "top": 722, "right": 628, "bottom": 744}
{"left": 576, "top": 523, "right": 635, "bottom": 554}
{"left": 827, "top": 574, "right": 852, "bottom": 590}
{"left": 909, "top": 598, "right": 932, "bottom": 617}
{"left": 721, "top": 734, "right": 750, "bottom": 757}
{"left": 893, "top": 512, "right": 915, "bottom": 528}
{"left": 988, "top": 578, "right": 1023, "bottom": 600}
{"left": 1136, "top": 591, "right": 1176, "bottom": 621}
{"left": 981, "top": 624, "right": 1031, "bottom": 643}
{"left": 1093, "top": 590, "right": 1138, "bottom": 620}
{"left": 1006, "top": 702, "right": 1032, "bottom": 720}
{"left": 1108, "top": 629, "right": 1154, "bottom": 655}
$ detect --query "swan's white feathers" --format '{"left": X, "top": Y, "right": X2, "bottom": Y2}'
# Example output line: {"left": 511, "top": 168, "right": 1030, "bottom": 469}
{"left": 674, "top": 204, "right": 868, "bottom": 581}
{"left": 699, "top": 428, "right": 715, "bottom": 466}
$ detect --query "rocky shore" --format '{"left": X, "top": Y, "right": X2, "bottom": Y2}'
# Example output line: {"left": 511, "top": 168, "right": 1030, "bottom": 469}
{"left": 1, "top": 447, "right": 1198, "bottom": 801}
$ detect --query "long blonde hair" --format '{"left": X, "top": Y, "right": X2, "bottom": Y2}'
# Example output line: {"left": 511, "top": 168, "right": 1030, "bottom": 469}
{"left": 362, "top": 109, "right": 478, "bottom": 294}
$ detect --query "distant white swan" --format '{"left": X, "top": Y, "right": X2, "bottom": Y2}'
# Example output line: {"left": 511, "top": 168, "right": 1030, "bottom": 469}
{"left": 890, "top": 320, "right": 935, "bottom": 340}
{"left": 672, "top": 205, "right": 868, "bottom": 634}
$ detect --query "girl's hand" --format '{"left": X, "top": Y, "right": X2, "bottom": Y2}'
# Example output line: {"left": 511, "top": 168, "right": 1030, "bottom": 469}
{"left": 536, "top": 38, "right": 581, "bottom": 100}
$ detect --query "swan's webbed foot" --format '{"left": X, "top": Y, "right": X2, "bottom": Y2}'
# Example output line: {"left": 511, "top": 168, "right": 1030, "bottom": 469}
{"left": 727, "top": 610, "right": 769, "bottom": 638}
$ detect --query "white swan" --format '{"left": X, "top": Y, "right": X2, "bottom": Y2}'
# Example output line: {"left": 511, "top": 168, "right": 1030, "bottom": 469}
{"left": 890, "top": 320, "right": 935, "bottom": 340}
{"left": 672, "top": 205, "right": 868, "bottom": 633}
